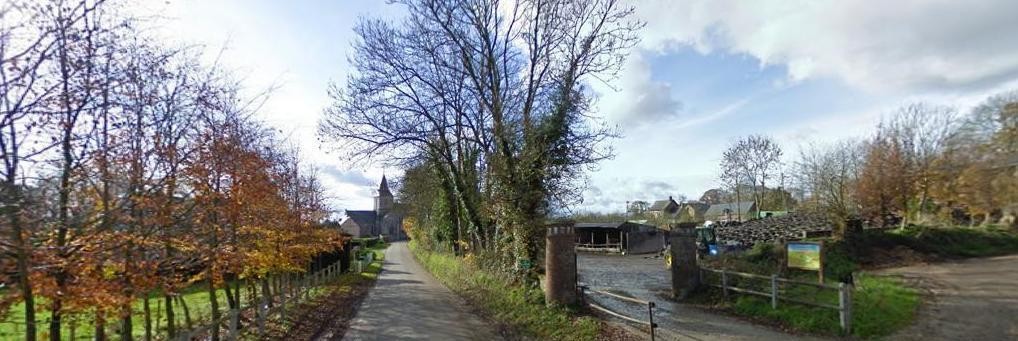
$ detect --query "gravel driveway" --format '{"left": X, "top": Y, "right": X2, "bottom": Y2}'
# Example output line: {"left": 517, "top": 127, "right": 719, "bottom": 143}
{"left": 881, "top": 254, "right": 1018, "bottom": 341}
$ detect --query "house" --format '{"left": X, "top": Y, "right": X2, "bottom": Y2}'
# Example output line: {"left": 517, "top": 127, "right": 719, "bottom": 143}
{"left": 647, "top": 196, "right": 680, "bottom": 218}
{"left": 574, "top": 221, "right": 665, "bottom": 254}
{"left": 341, "top": 176, "right": 406, "bottom": 240}
{"left": 675, "top": 202, "right": 709, "bottom": 223}
{"left": 704, "top": 201, "right": 757, "bottom": 222}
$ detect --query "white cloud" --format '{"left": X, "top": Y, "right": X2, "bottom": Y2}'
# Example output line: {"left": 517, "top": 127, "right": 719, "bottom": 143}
{"left": 600, "top": 51, "right": 684, "bottom": 125}
{"left": 631, "top": 0, "right": 1018, "bottom": 93}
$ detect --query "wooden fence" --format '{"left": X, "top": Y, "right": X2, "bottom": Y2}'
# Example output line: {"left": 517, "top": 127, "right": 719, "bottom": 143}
{"left": 700, "top": 268, "right": 853, "bottom": 333}
{"left": 578, "top": 285, "right": 658, "bottom": 341}
{"left": 174, "top": 256, "right": 366, "bottom": 340}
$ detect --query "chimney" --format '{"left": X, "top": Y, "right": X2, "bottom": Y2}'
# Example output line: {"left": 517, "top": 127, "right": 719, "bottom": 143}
{"left": 668, "top": 195, "right": 673, "bottom": 201}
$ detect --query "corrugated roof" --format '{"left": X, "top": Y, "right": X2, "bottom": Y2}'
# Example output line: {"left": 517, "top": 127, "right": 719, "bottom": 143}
{"left": 574, "top": 221, "right": 659, "bottom": 232}
{"left": 575, "top": 222, "right": 626, "bottom": 229}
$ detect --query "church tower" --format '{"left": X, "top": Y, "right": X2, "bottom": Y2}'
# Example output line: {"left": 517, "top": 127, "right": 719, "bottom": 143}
{"left": 374, "top": 175, "right": 393, "bottom": 217}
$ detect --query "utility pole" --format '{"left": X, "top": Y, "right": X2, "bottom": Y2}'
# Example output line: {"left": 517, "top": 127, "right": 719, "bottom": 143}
{"left": 780, "top": 172, "right": 787, "bottom": 212}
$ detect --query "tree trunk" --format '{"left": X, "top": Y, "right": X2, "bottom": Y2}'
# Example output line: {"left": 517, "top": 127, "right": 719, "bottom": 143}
{"left": 3, "top": 184, "right": 35, "bottom": 341}
{"left": 164, "top": 295, "right": 176, "bottom": 338}
{"left": 261, "top": 278, "right": 273, "bottom": 308}
{"left": 120, "top": 309, "right": 133, "bottom": 341}
{"left": 207, "top": 277, "right": 221, "bottom": 341}
{"left": 49, "top": 299, "right": 63, "bottom": 341}
{"left": 94, "top": 315, "right": 106, "bottom": 341}
{"left": 223, "top": 276, "right": 237, "bottom": 310}
{"left": 143, "top": 296, "right": 152, "bottom": 341}
{"left": 178, "top": 296, "right": 193, "bottom": 330}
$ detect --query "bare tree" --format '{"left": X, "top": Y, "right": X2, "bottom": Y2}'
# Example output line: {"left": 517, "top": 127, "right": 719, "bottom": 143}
{"left": 720, "top": 135, "right": 782, "bottom": 219}
{"left": 886, "top": 103, "right": 958, "bottom": 222}
{"left": 320, "top": 0, "right": 642, "bottom": 273}
{"left": 794, "top": 140, "right": 864, "bottom": 223}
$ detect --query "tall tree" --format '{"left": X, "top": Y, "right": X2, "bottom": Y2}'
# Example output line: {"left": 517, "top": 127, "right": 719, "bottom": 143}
{"left": 320, "top": 0, "right": 642, "bottom": 276}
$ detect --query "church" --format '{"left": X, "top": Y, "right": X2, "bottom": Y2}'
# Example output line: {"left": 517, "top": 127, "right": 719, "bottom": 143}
{"left": 340, "top": 176, "right": 405, "bottom": 240}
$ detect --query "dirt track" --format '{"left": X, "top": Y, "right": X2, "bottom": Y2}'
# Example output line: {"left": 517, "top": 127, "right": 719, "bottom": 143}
{"left": 881, "top": 254, "right": 1018, "bottom": 341}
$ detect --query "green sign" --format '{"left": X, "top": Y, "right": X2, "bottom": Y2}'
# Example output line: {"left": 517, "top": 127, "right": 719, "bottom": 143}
{"left": 787, "top": 242, "right": 822, "bottom": 271}
{"left": 518, "top": 259, "right": 532, "bottom": 270}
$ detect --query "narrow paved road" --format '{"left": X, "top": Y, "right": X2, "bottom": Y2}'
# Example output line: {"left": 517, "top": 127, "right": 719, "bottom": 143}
{"left": 882, "top": 254, "right": 1018, "bottom": 341}
{"left": 343, "top": 242, "right": 501, "bottom": 341}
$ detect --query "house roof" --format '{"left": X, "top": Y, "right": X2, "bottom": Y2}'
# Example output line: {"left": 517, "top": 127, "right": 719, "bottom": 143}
{"left": 681, "top": 202, "right": 710, "bottom": 214}
{"left": 648, "top": 198, "right": 678, "bottom": 211}
{"left": 344, "top": 210, "right": 377, "bottom": 228}
{"left": 705, "top": 201, "right": 756, "bottom": 217}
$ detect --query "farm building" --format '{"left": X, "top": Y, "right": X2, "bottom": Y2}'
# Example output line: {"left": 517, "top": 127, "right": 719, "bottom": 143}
{"left": 704, "top": 201, "right": 757, "bottom": 222}
{"left": 675, "top": 202, "right": 710, "bottom": 223}
{"left": 574, "top": 222, "right": 666, "bottom": 254}
{"left": 647, "top": 197, "right": 680, "bottom": 218}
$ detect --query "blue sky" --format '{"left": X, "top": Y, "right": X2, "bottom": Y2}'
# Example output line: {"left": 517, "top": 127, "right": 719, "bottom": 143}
{"left": 143, "top": 0, "right": 1018, "bottom": 214}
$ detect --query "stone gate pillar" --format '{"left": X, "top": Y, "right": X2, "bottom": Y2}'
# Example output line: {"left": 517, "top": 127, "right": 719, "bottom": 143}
{"left": 670, "top": 225, "right": 700, "bottom": 299}
{"left": 545, "top": 225, "right": 577, "bottom": 306}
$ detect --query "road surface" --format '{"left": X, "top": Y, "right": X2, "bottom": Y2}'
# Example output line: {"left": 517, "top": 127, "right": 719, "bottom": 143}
{"left": 579, "top": 253, "right": 822, "bottom": 341}
{"left": 343, "top": 242, "right": 501, "bottom": 340}
{"left": 882, "top": 254, "right": 1018, "bottom": 341}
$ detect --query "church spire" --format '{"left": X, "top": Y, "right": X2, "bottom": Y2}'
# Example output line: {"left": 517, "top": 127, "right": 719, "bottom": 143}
{"left": 378, "top": 174, "right": 392, "bottom": 196}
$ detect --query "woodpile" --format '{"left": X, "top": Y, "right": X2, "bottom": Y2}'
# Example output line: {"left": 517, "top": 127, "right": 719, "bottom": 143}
{"left": 715, "top": 212, "right": 833, "bottom": 247}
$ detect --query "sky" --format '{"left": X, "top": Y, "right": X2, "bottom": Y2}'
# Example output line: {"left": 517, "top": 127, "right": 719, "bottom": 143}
{"left": 139, "top": 0, "right": 1018, "bottom": 214}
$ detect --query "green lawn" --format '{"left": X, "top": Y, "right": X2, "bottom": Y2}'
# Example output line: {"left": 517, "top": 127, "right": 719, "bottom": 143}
{"left": 409, "top": 241, "right": 601, "bottom": 341}
{"left": 1, "top": 281, "right": 252, "bottom": 340}
{"left": 0, "top": 243, "right": 392, "bottom": 341}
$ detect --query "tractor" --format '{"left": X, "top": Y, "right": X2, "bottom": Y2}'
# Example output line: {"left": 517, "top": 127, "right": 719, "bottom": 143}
{"left": 664, "top": 223, "right": 720, "bottom": 268}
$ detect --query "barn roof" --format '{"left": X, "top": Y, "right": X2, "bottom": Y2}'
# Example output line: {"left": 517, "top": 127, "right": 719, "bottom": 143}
{"left": 705, "top": 201, "right": 756, "bottom": 217}
{"left": 575, "top": 221, "right": 659, "bottom": 232}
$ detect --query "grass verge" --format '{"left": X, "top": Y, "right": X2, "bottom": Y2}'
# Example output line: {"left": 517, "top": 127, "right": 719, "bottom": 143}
{"left": 408, "top": 241, "right": 602, "bottom": 341}
{"left": 263, "top": 242, "right": 387, "bottom": 339}
{"left": 694, "top": 273, "right": 918, "bottom": 339}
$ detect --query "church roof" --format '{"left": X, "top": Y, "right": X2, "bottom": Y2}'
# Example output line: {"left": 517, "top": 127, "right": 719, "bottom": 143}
{"left": 344, "top": 210, "right": 377, "bottom": 229}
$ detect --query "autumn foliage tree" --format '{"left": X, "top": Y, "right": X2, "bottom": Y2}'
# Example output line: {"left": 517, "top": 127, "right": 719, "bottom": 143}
{"left": 1, "top": 1, "right": 343, "bottom": 340}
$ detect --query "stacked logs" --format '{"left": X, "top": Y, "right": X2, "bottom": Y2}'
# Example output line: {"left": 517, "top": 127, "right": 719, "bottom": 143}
{"left": 715, "top": 212, "right": 832, "bottom": 248}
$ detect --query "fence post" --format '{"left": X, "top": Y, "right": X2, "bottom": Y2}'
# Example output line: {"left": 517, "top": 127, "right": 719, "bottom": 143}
{"left": 721, "top": 270, "right": 729, "bottom": 299}
{"left": 839, "top": 282, "right": 853, "bottom": 334}
{"left": 771, "top": 274, "right": 779, "bottom": 309}
{"left": 648, "top": 301, "right": 656, "bottom": 341}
